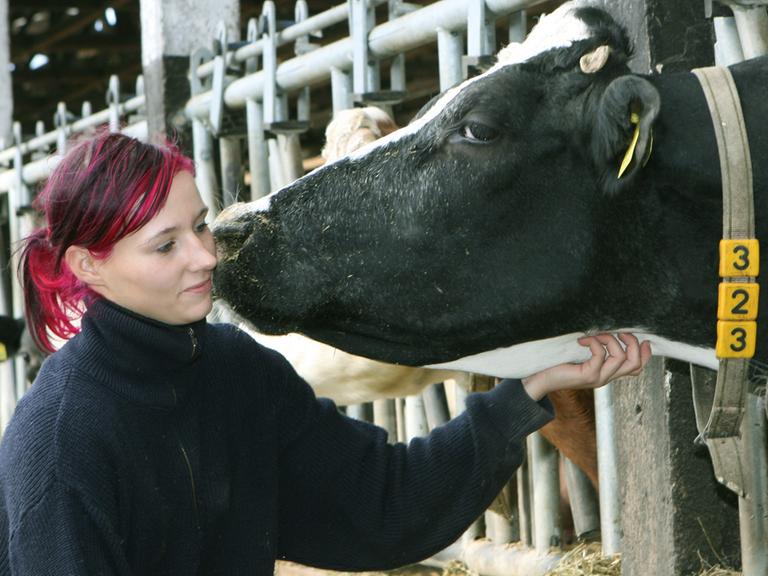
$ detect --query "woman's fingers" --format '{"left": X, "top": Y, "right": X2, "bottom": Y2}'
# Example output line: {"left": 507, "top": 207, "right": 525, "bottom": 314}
{"left": 577, "top": 333, "right": 652, "bottom": 388}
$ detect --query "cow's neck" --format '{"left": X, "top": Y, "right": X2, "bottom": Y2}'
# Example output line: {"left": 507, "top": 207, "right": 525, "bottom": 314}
{"left": 588, "top": 64, "right": 766, "bottom": 362}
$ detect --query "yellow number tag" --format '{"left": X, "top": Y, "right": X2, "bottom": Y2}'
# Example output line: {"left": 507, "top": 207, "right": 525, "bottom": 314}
{"left": 0, "top": 343, "right": 6, "bottom": 362}
{"left": 716, "top": 320, "right": 757, "bottom": 358}
{"left": 717, "top": 282, "right": 759, "bottom": 320}
{"left": 719, "top": 239, "right": 760, "bottom": 277}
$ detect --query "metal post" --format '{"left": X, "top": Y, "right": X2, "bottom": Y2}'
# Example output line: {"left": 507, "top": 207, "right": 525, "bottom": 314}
{"left": 738, "top": 392, "right": 768, "bottom": 575}
{"left": 219, "top": 137, "right": 243, "bottom": 207}
{"left": 404, "top": 394, "right": 428, "bottom": 440}
{"left": 714, "top": 17, "right": 745, "bottom": 66}
{"left": 9, "top": 123, "right": 31, "bottom": 403}
{"left": 563, "top": 457, "right": 600, "bottom": 540}
{"left": 244, "top": 18, "right": 271, "bottom": 200}
{"left": 508, "top": 10, "right": 527, "bottom": 43}
{"left": 107, "top": 75, "right": 121, "bottom": 132}
{"left": 594, "top": 383, "right": 621, "bottom": 554}
{"left": 529, "top": 431, "right": 561, "bottom": 553}
{"left": 331, "top": 67, "right": 353, "bottom": 115}
{"left": 55, "top": 102, "right": 69, "bottom": 155}
{"left": 730, "top": 4, "right": 768, "bottom": 59}
{"left": 516, "top": 453, "right": 532, "bottom": 547}
{"left": 421, "top": 382, "right": 450, "bottom": 430}
{"left": 437, "top": 28, "right": 464, "bottom": 90}
{"left": 189, "top": 48, "right": 220, "bottom": 215}
{"left": 373, "top": 398, "right": 398, "bottom": 442}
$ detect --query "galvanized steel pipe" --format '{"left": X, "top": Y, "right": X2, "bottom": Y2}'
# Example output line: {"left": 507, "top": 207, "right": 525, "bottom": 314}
{"left": 185, "top": 0, "right": 548, "bottom": 120}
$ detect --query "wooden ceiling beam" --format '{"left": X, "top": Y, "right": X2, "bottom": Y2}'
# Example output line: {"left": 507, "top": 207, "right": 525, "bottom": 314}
{"left": 13, "top": 0, "right": 132, "bottom": 63}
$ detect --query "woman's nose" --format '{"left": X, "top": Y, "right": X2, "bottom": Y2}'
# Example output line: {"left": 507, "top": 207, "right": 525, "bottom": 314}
{"left": 190, "top": 235, "right": 218, "bottom": 270}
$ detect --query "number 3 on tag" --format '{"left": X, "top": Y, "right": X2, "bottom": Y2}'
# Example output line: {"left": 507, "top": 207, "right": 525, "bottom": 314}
{"left": 719, "top": 239, "right": 760, "bottom": 277}
{"left": 716, "top": 320, "right": 757, "bottom": 358}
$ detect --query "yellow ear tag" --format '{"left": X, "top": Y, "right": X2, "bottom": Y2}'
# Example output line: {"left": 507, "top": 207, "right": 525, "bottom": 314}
{"left": 617, "top": 112, "right": 641, "bottom": 178}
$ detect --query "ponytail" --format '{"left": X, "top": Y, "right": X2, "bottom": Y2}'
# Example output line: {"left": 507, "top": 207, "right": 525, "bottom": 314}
{"left": 18, "top": 229, "right": 91, "bottom": 353}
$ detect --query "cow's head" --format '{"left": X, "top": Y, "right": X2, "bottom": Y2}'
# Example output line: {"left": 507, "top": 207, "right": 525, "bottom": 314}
{"left": 212, "top": 1, "right": 662, "bottom": 366}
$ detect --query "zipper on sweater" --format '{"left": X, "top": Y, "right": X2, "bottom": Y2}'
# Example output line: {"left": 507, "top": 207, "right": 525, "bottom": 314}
{"left": 176, "top": 432, "right": 201, "bottom": 531}
{"left": 188, "top": 327, "right": 198, "bottom": 358}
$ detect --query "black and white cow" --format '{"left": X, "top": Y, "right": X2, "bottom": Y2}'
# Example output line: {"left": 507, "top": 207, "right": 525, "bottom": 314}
{"left": 212, "top": 1, "right": 767, "bottom": 379}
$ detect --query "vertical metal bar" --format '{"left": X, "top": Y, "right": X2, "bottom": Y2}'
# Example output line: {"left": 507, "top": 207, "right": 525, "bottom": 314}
{"left": 714, "top": 17, "right": 745, "bottom": 66}
{"left": 331, "top": 67, "right": 353, "bottom": 114}
{"left": 218, "top": 137, "right": 242, "bottom": 207}
{"left": 405, "top": 394, "right": 428, "bottom": 441}
{"left": 373, "top": 398, "right": 398, "bottom": 442}
{"left": 346, "top": 404, "right": 367, "bottom": 421}
{"left": 437, "top": 27, "right": 464, "bottom": 90}
{"left": 245, "top": 18, "right": 271, "bottom": 200}
{"left": 294, "top": 0, "right": 313, "bottom": 123}
{"left": 530, "top": 431, "right": 561, "bottom": 553}
{"left": 508, "top": 10, "right": 527, "bottom": 43}
{"left": 107, "top": 75, "right": 121, "bottom": 132}
{"left": 563, "top": 457, "right": 600, "bottom": 539}
{"left": 9, "top": 123, "right": 30, "bottom": 404}
{"left": 55, "top": 102, "right": 68, "bottom": 155}
{"left": 738, "top": 392, "right": 768, "bottom": 575}
{"left": 261, "top": 1, "right": 279, "bottom": 126}
{"left": 516, "top": 455, "right": 532, "bottom": 547}
{"left": 276, "top": 134, "right": 304, "bottom": 183}
{"left": 395, "top": 396, "right": 406, "bottom": 443}
{"left": 421, "top": 382, "right": 450, "bottom": 430}
{"left": 189, "top": 48, "right": 220, "bottom": 216}
{"left": 351, "top": 0, "right": 368, "bottom": 95}
{"left": 731, "top": 4, "right": 768, "bottom": 59}
{"left": 594, "top": 383, "right": 621, "bottom": 554}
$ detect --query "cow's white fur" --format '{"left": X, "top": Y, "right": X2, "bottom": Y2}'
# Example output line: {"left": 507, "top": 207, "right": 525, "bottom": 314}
{"left": 243, "top": 328, "right": 470, "bottom": 405}
{"left": 427, "top": 332, "right": 718, "bottom": 378}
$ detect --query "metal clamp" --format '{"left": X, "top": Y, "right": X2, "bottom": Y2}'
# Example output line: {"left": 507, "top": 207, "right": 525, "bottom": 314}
{"left": 464, "top": 0, "right": 497, "bottom": 78}
{"left": 261, "top": 2, "right": 309, "bottom": 134}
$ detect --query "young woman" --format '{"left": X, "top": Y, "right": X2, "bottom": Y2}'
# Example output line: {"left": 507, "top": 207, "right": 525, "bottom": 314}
{"left": 0, "top": 131, "right": 650, "bottom": 575}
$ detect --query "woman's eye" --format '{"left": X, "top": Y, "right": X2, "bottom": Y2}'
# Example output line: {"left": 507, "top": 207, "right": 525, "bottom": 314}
{"left": 196, "top": 221, "right": 210, "bottom": 233}
{"left": 157, "top": 241, "right": 175, "bottom": 254}
{"left": 462, "top": 122, "right": 499, "bottom": 143}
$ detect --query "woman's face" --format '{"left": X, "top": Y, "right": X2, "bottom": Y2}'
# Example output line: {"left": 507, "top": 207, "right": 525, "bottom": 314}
{"left": 91, "top": 171, "right": 218, "bottom": 325}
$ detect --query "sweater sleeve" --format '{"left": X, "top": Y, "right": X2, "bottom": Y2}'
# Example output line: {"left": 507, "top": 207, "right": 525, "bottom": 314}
{"left": 273, "top": 366, "right": 553, "bottom": 572}
{"left": 8, "top": 480, "right": 133, "bottom": 576}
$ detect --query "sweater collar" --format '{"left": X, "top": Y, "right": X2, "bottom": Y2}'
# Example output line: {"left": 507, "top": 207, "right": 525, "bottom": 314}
{"left": 71, "top": 298, "right": 208, "bottom": 408}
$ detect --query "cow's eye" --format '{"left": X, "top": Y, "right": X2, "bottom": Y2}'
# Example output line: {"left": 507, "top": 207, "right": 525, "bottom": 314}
{"left": 461, "top": 121, "right": 499, "bottom": 143}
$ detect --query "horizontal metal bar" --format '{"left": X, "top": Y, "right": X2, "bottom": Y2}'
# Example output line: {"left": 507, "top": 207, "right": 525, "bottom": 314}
{"left": 0, "top": 120, "right": 147, "bottom": 192}
{"left": 0, "top": 95, "right": 145, "bottom": 164}
{"left": 185, "top": 0, "right": 547, "bottom": 119}
{"left": 195, "top": 1, "right": 389, "bottom": 80}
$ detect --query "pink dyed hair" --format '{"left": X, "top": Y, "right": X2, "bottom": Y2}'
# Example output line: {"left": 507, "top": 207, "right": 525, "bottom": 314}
{"left": 18, "top": 130, "right": 195, "bottom": 353}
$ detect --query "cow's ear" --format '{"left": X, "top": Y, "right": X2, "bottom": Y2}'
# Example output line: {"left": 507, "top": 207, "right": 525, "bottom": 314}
{"left": 590, "top": 75, "right": 660, "bottom": 194}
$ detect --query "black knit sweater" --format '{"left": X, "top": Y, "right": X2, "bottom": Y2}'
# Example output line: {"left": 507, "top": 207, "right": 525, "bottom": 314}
{"left": 0, "top": 299, "right": 553, "bottom": 575}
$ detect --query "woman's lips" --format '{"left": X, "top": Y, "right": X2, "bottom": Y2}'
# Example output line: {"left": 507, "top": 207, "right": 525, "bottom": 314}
{"left": 185, "top": 279, "right": 212, "bottom": 294}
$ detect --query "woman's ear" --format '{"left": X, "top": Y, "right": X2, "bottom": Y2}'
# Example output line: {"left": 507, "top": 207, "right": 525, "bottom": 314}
{"left": 64, "top": 246, "right": 104, "bottom": 287}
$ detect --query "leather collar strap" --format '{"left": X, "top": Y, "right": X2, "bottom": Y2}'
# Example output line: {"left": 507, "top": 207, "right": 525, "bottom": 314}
{"left": 690, "top": 65, "right": 758, "bottom": 496}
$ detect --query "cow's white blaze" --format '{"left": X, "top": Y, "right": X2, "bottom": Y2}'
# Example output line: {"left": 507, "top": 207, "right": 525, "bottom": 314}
{"left": 426, "top": 331, "right": 717, "bottom": 378}
{"left": 217, "top": 1, "right": 593, "bottom": 221}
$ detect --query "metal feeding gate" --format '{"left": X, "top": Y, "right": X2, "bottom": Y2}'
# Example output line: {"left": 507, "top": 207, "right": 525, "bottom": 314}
{"left": 0, "top": 0, "right": 766, "bottom": 574}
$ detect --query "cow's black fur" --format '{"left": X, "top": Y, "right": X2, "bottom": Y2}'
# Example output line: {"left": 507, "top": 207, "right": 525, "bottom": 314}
{"left": 213, "top": 5, "right": 767, "bottom": 369}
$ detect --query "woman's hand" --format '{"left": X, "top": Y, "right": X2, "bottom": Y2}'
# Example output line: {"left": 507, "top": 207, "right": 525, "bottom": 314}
{"left": 521, "top": 333, "right": 652, "bottom": 401}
